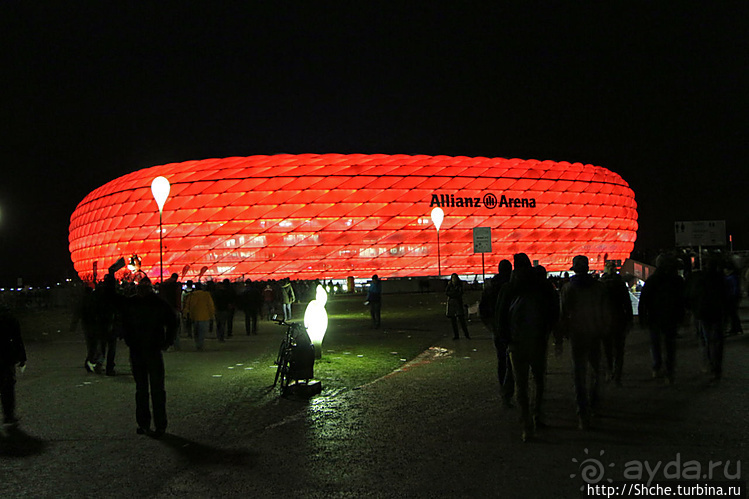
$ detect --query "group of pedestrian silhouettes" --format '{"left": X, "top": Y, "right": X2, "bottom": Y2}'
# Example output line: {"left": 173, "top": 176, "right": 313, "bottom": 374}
{"left": 1, "top": 252, "right": 742, "bottom": 443}
{"left": 475, "top": 251, "right": 741, "bottom": 442}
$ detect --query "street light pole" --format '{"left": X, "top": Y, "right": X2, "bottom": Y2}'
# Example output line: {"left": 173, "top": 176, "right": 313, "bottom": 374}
{"left": 431, "top": 207, "right": 444, "bottom": 278}
{"left": 150, "top": 176, "right": 170, "bottom": 284}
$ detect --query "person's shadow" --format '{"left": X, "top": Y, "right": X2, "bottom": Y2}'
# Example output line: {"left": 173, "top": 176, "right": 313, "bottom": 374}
{"left": 0, "top": 426, "right": 47, "bottom": 457}
{"left": 154, "top": 432, "right": 258, "bottom": 467}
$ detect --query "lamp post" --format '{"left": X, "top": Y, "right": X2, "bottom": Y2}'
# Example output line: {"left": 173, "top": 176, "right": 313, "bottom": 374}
{"left": 150, "top": 176, "right": 170, "bottom": 284}
{"left": 431, "top": 207, "right": 444, "bottom": 278}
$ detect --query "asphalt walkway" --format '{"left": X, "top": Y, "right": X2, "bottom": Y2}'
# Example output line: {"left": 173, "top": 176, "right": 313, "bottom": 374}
{"left": 1, "top": 296, "right": 747, "bottom": 498}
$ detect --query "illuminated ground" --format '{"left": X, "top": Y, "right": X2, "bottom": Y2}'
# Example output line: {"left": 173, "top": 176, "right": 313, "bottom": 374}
{"left": 1, "top": 291, "right": 747, "bottom": 497}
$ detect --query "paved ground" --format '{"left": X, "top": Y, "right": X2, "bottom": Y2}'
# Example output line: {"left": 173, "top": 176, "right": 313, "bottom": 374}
{"left": 1, "top": 294, "right": 747, "bottom": 498}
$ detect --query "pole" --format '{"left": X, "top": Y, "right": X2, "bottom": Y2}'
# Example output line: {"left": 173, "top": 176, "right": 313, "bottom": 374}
{"left": 481, "top": 253, "right": 485, "bottom": 288}
{"left": 159, "top": 209, "right": 163, "bottom": 284}
{"left": 437, "top": 230, "right": 441, "bottom": 278}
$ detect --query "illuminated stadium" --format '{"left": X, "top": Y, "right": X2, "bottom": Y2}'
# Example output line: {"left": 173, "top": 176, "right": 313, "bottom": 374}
{"left": 68, "top": 154, "right": 638, "bottom": 282}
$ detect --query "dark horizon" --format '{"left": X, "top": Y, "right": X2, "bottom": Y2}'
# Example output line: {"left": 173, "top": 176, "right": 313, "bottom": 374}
{"left": 2, "top": 3, "right": 747, "bottom": 286}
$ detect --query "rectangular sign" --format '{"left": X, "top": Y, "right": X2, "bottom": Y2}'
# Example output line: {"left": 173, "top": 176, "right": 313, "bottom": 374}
{"left": 674, "top": 220, "right": 726, "bottom": 247}
{"left": 473, "top": 227, "right": 492, "bottom": 253}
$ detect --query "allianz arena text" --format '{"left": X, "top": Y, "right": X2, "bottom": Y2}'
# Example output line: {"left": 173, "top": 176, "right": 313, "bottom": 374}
{"left": 68, "top": 153, "right": 638, "bottom": 282}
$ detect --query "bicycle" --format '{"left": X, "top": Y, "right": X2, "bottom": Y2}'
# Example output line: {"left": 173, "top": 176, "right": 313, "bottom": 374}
{"left": 272, "top": 316, "right": 315, "bottom": 394}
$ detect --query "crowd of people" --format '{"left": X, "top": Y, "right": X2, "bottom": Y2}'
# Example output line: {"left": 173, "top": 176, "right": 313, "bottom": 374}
{"left": 0, "top": 253, "right": 744, "bottom": 442}
{"left": 474, "top": 251, "right": 743, "bottom": 442}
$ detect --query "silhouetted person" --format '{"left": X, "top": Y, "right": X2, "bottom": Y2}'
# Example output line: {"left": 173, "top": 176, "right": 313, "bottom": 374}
{"left": 281, "top": 278, "right": 295, "bottom": 321}
{"left": 445, "top": 273, "right": 470, "bottom": 339}
{"left": 94, "top": 274, "right": 119, "bottom": 375}
{"left": 239, "top": 280, "right": 263, "bottom": 335}
{"left": 367, "top": 275, "right": 382, "bottom": 328}
{"left": 159, "top": 273, "right": 182, "bottom": 349}
{"left": 600, "top": 262, "right": 634, "bottom": 386}
{"left": 70, "top": 285, "right": 99, "bottom": 372}
{"left": 638, "top": 253, "right": 686, "bottom": 384}
{"left": 212, "top": 279, "right": 234, "bottom": 342}
{"left": 181, "top": 280, "right": 194, "bottom": 339}
{"left": 557, "top": 255, "right": 610, "bottom": 430}
{"left": 486, "top": 259, "right": 513, "bottom": 402}
{"left": 0, "top": 305, "right": 26, "bottom": 426}
{"left": 497, "top": 255, "right": 558, "bottom": 441}
{"left": 262, "top": 283, "right": 276, "bottom": 320}
{"left": 724, "top": 262, "right": 743, "bottom": 336}
{"left": 121, "top": 278, "right": 178, "bottom": 438}
{"left": 481, "top": 259, "right": 512, "bottom": 331}
{"left": 691, "top": 256, "right": 729, "bottom": 381}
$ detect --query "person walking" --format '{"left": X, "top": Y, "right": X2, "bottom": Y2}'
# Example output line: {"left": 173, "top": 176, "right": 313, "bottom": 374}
{"left": 262, "top": 283, "right": 276, "bottom": 320}
{"left": 600, "top": 262, "right": 634, "bottom": 386}
{"left": 0, "top": 305, "right": 26, "bottom": 426}
{"left": 446, "top": 273, "right": 470, "bottom": 340}
{"left": 70, "top": 285, "right": 100, "bottom": 372}
{"left": 159, "top": 273, "right": 182, "bottom": 350}
{"left": 484, "top": 260, "right": 513, "bottom": 404}
{"left": 185, "top": 282, "right": 215, "bottom": 350}
{"left": 724, "top": 262, "right": 743, "bottom": 336}
{"left": 638, "top": 253, "right": 686, "bottom": 384}
{"left": 557, "top": 255, "right": 610, "bottom": 430}
{"left": 691, "top": 256, "right": 729, "bottom": 382}
{"left": 496, "top": 254, "right": 558, "bottom": 441}
{"left": 93, "top": 274, "right": 119, "bottom": 376}
{"left": 367, "top": 275, "right": 382, "bottom": 328}
{"left": 121, "top": 278, "right": 178, "bottom": 438}
{"left": 239, "top": 280, "right": 263, "bottom": 335}
{"left": 181, "top": 280, "right": 194, "bottom": 339}
{"left": 281, "top": 278, "right": 295, "bottom": 321}
{"left": 211, "top": 279, "right": 234, "bottom": 342}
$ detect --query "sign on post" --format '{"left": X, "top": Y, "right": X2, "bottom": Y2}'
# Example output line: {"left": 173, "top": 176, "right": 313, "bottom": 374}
{"left": 473, "top": 227, "right": 492, "bottom": 253}
{"left": 674, "top": 220, "right": 726, "bottom": 247}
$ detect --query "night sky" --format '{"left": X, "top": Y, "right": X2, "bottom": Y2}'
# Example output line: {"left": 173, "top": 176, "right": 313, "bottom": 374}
{"left": 2, "top": 3, "right": 747, "bottom": 286}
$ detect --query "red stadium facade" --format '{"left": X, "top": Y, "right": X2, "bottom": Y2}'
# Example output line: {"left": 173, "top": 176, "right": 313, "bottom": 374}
{"left": 69, "top": 154, "right": 638, "bottom": 282}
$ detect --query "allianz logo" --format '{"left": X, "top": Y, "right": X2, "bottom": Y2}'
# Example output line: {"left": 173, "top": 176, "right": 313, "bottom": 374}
{"left": 429, "top": 192, "right": 537, "bottom": 209}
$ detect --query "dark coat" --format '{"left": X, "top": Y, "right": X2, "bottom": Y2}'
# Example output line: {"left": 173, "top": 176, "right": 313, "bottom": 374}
{"left": 600, "top": 272, "right": 634, "bottom": 332}
{"left": 638, "top": 270, "right": 686, "bottom": 329}
{"left": 122, "top": 293, "right": 179, "bottom": 352}
{"left": 0, "top": 308, "right": 26, "bottom": 366}
{"left": 559, "top": 273, "right": 610, "bottom": 341}
{"left": 445, "top": 281, "right": 465, "bottom": 317}
{"left": 497, "top": 266, "right": 559, "bottom": 345}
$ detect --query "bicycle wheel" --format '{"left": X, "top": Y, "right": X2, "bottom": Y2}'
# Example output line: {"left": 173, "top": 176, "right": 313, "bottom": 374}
{"left": 278, "top": 349, "right": 292, "bottom": 393}
{"left": 274, "top": 340, "right": 289, "bottom": 386}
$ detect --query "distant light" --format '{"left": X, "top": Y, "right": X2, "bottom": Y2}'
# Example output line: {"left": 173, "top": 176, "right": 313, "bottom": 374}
{"left": 431, "top": 207, "right": 444, "bottom": 231}
{"left": 151, "top": 176, "right": 171, "bottom": 213}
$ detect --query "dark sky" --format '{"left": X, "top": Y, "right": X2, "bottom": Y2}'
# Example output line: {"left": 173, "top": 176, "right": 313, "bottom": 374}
{"left": 1, "top": 2, "right": 747, "bottom": 286}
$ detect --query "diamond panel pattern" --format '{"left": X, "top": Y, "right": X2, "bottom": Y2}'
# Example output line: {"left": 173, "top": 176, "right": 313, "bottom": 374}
{"left": 69, "top": 154, "right": 638, "bottom": 281}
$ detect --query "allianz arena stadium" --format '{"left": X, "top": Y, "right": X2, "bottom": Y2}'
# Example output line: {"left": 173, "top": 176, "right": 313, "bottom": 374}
{"left": 68, "top": 153, "right": 638, "bottom": 282}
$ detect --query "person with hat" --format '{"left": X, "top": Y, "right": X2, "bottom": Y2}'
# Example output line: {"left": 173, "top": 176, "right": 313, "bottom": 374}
{"left": 121, "top": 277, "right": 178, "bottom": 438}
{"left": 557, "top": 255, "right": 610, "bottom": 430}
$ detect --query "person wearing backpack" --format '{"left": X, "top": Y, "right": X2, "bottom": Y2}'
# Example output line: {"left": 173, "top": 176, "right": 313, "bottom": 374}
{"left": 497, "top": 254, "right": 559, "bottom": 441}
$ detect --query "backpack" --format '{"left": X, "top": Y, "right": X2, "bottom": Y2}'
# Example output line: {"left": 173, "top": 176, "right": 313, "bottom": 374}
{"left": 508, "top": 292, "right": 547, "bottom": 341}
